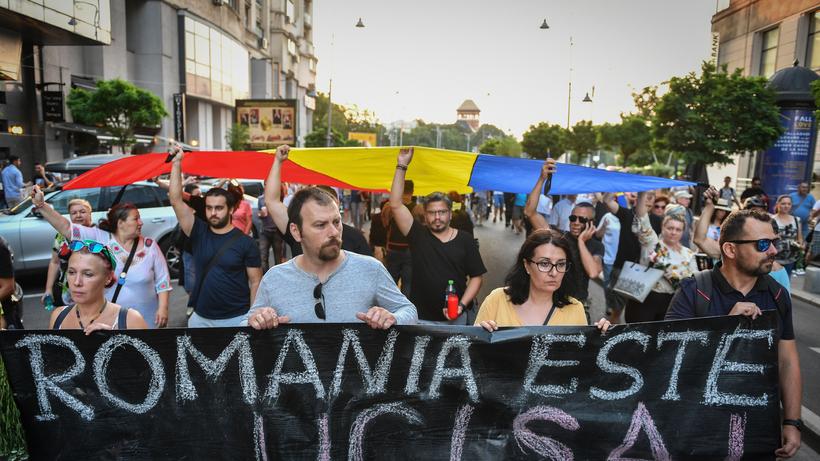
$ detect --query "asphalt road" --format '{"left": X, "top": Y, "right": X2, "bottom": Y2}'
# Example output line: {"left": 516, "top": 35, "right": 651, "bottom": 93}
{"left": 9, "top": 216, "right": 820, "bottom": 458}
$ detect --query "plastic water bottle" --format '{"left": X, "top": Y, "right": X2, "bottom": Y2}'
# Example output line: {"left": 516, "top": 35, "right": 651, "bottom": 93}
{"left": 445, "top": 280, "right": 459, "bottom": 320}
{"left": 43, "top": 293, "right": 54, "bottom": 312}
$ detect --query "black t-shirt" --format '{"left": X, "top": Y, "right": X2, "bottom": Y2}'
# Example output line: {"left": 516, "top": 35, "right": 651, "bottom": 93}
{"left": 369, "top": 212, "right": 387, "bottom": 247}
{"left": 283, "top": 223, "right": 373, "bottom": 257}
{"left": 740, "top": 186, "right": 767, "bottom": 202}
{"left": 649, "top": 213, "right": 663, "bottom": 236}
{"left": 450, "top": 209, "right": 474, "bottom": 235}
{"left": 613, "top": 206, "right": 641, "bottom": 270}
{"left": 0, "top": 236, "right": 13, "bottom": 279}
{"left": 386, "top": 200, "right": 416, "bottom": 250}
{"left": 565, "top": 234, "right": 604, "bottom": 301}
{"left": 179, "top": 195, "right": 207, "bottom": 254}
{"left": 407, "top": 221, "right": 487, "bottom": 320}
{"left": 189, "top": 219, "right": 261, "bottom": 319}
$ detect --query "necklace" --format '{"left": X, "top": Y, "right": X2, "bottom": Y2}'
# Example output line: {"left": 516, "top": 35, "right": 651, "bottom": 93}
{"left": 447, "top": 228, "right": 456, "bottom": 242}
{"left": 76, "top": 299, "right": 108, "bottom": 329}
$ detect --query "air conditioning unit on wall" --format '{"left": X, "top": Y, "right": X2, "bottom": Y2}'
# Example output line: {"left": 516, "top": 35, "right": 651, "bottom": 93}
{"left": 259, "top": 37, "right": 268, "bottom": 49}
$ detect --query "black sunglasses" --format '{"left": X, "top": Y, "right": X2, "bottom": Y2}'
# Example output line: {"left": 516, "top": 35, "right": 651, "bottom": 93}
{"left": 568, "top": 215, "right": 590, "bottom": 224}
{"left": 313, "top": 282, "right": 326, "bottom": 320}
{"left": 728, "top": 238, "right": 780, "bottom": 252}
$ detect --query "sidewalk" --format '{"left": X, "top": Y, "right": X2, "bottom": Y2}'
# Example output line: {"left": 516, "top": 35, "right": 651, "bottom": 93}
{"left": 791, "top": 274, "right": 819, "bottom": 308}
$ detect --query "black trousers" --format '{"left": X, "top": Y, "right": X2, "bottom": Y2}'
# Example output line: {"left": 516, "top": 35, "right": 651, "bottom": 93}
{"left": 625, "top": 291, "right": 673, "bottom": 323}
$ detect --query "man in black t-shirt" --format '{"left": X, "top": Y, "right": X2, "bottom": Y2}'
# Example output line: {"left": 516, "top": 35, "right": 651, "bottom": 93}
{"left": 0, "top": 236, "right": 17, "bottom": 329}
{"left": 740, "top": 176, "right": 768, "bottom": 207}
{"left": 168, "top": 148, "right": 262, "bottom": 327}
{"left": 389, "top": 148, "right": 486, "bottom": 324}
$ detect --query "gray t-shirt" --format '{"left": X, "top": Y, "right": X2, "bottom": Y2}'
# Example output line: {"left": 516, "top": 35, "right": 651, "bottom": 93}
{"left": 247, "top": 251, "right": 417, "bottom": 324}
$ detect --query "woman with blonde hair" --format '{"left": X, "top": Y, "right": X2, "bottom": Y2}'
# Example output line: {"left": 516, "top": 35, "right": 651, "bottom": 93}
{"left": 43, "top": 198, "right": 93, "bottom": 308}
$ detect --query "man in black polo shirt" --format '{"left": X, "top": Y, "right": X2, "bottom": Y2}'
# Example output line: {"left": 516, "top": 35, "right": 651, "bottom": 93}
{"left": 666, "top": 209, "right": 803, "bottom": 459}
{"left": 389, "top": 148, "right": 486, "bottom": 324}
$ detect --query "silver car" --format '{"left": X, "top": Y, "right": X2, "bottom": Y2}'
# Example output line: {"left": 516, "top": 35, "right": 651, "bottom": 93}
{"left": 0, "top": 182, "right": 181, "bottom": 277}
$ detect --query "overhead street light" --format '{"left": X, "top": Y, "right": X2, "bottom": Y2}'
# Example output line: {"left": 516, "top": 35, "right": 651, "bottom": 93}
{"left": 355, "top": 17, "right": 365, "bottom": 28}
{"left": 540, "top": 19, "right": 549, "bottom": 29}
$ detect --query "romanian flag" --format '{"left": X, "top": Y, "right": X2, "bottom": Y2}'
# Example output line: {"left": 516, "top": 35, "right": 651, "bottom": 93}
{"left": 62, "top": 147, "right": 693, "bottom": 194}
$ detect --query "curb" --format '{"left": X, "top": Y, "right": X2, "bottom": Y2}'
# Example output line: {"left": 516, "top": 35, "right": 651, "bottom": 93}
{"left": 791, "top": 289, "right": 820, "bottom": 308}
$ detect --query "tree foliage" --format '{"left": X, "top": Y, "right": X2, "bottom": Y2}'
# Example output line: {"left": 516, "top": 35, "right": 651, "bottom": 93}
{"left": 304, "top": 126, "right": 362, "bottom": 148}
{"left": 66, "top": 79, "right": 167, "bottom": 154}
{"left": 478, "top": 136, "right": 522, "bottom": 157}
{"left": 565, "top": 121, "right": 598, "bottom": 164}
{"left": 597, "top": 115, "right": 652, "bottom": 167}
{"left": 225, "top": 123, "right": 250, "bottom": 151}
{"left": 649, "top": 62, "right": 783, "bottom": 166}
{"left": 521, "top": 123, "right": 567, "bottom": 159}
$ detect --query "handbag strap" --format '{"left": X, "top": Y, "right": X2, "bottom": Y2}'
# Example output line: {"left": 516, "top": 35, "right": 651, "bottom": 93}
{"left": 111, "top": 237, "right": 139, "bottom": 304}
{"left": 542, "top": 304, "right": 557, "bottom": 326}
{"left": 190, "top": 231, "right": 244, "bottom": 309}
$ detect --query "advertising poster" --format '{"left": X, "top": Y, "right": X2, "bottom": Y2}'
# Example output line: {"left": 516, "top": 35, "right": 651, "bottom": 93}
{"left": 236, "top": 99, "right": 297, "bottom": 149}
{"left": 760, "top": 108, "right": 816, "bottom": 197}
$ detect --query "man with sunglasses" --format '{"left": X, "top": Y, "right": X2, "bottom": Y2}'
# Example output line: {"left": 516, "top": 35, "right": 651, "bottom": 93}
{"left": 524, "top": 160, "right": 603, "bottom": 319}
{"left": 666, "top": 209, "right": 803, "bottom": 459}
{"left": 388, "top": 148, "right": 486, "bottom": 324}
{"left": 247, "top": 184, "right": 417, "bottom": 330}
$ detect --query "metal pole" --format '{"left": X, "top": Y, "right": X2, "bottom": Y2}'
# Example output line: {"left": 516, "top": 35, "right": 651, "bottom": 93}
{"left": 566, "top": 36, "right": 573, "bottom": 130}
{"left": 326, "top": 78, "right": 333, "bottom": 147}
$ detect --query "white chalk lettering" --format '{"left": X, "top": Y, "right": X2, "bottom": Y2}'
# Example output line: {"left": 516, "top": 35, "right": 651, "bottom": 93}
{"left": 512, "top": 406, "right": 579, "bottom": 460}
{"left": 703, "top": 329, "right": 774, "bottom": 407}
{"left": 656, "top": 330, "right": 709, "bottom": 401}
{"left": 15, "top": 335, "right": 94, "bottom": 421}
{"left": 175, "top": 333, "right": 258, "bottom": 405}
{"left": 450, "top": 404, "right": 474, "bottom": 461}
{"left": 428, "top": 336, "right": 479, "bottom": 402}
{"left": 93, "top": 335, "right": 166, "bottom": 414}
{"left": 523, "top": 333, "right": 586, "bottom": 398}
{"left": 253, "top": 411, "right": 268, "bottom": 461}
{"left": 329, "top": 329, "right": 398, "bottom": 398}
{"left": 590, "top": 331, "right": 650, "bottom": 400}
{"left": 726, "top": 413, "right": 746, "bottom": 461}
{"left": 607, "top": 402, "right": 670, "bottom": 461}
{"left": 348, "top": 402, "right": 423, "bottom": 461}
{"left": 317, "top": 413, "right": 331, "bottom": 461}
{"left": 264, "top": 329, "right": 325, "bottom": 401}
{"left": 404, "top": 335, "right": 431, "bottom": 395}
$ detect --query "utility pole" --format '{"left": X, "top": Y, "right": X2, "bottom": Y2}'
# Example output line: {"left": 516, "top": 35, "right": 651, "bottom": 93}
{"left": 325, "top": 78, "right": 333, "bottom": 147}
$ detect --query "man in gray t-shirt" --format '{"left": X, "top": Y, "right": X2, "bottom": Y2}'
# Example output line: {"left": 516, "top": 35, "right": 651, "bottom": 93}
{"left": 247, "top": 175, "right": 417, "bottom": 330}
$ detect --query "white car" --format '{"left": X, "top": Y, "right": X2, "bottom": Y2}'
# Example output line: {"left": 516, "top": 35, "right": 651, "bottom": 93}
{"left": 0, "top": 182, "right": 182, "bottom": 278}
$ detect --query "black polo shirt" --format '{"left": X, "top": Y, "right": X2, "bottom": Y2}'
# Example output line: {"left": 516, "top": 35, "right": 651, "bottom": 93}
{"left": 665, "top": 264, "right": 794, "bottom": 340}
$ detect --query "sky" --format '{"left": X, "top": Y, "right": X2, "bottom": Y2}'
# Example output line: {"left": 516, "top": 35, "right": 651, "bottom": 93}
{"left": 313, "top": 0, "right": 718, "bottom": 138}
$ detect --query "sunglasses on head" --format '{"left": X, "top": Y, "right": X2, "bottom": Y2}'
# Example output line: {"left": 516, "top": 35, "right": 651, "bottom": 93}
{"left": 313, "top": 282, "right": 326, "bottom": 320}
{"left": 728, "top": 238, "right": 780, "bottom": 252}
{"left": 568, "top": 215, "right": 590, "bottom": 224}
{"left": 61, "top": 240, "right": 118, "bottom": 269}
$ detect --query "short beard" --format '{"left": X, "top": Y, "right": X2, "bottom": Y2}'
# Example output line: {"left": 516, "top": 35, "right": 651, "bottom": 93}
{"left": 209, "top": 215, "right": 230, "bottom": 229}
{"left": 738, "top": 257, "right": 774, "bottom": 277}
{"left": 318, "top": 240, "right": 341, "bottom": 261}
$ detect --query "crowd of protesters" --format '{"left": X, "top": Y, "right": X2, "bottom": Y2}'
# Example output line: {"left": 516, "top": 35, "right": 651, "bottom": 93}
{"left": 0, "top": 146, "right": 814, "bottom": 458}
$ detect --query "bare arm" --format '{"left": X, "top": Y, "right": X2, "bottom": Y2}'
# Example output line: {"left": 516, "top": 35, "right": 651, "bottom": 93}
{"left": 0, "top": 277, "right": 14, "bottom": 301}
{"left": 524, "top": 158, "right": 555, "bottom": 231}
{"left": 388, "top": 148, "right": 415, "bottom": 236}
{"left": 776, "top": 339, "right": 802, "bottom": 458}
{"left": 461, "top": 275, "right": 483, "bottom": 307}
{"left": 634, "top": 191, "right": 648, "bottom": 218}
{"left": 578, "top": 223, "right": 603, "bottom": 279}
{"left": 694, "top": 187, "right": 721, "bottom": 259}
{"left": 595, "top": 217, "right": 608, "bottom": 240}
{"left": 247, "top": 267, "right": 263, "bottom": 306}
{"left": 168, "top": 148, "right": 195, "bottom": 236}
{"left": 603, "top": 192, "right": 619, "bottom": 214}
{"left": 29, "top": 185, "right": 71, "bottom": 238}
{"left": 264, "top": 145, "right": 291, "bottom": 235}
{"left": 44, "top": 250, "right": 60, "bottom": 300}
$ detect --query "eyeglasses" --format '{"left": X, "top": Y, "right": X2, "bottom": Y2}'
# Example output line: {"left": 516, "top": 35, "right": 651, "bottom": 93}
{"left": 526, "top": 259, "right": 571, "bottom": 273}
{"left": 568, "top": 215, "right": 590, "bottom": 224}
{"left": 313, "top": 282, "right": 326, "bottom": 320}
{"left": 61, "top": 239, "right": 118, "bottom": 269}
{"left": 727, "top": 238, "right": 781, "bottom": 252}
{"left": 425, "top": 209, "right": 450, "bottom": 217}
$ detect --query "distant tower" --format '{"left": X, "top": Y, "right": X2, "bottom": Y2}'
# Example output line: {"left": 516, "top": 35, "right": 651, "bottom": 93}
{"left": 456, "top": 99, "right": 481, "bottom": 131}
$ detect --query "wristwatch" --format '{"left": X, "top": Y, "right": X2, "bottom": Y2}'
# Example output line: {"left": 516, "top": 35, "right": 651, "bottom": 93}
{"left": 458, "top": 301, "right": 468, "bottom": 310}
{"left": 783, "top": 419, "right": 803, "bottom": 432}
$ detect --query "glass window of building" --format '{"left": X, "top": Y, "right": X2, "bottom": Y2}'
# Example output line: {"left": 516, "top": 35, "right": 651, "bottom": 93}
{"left": 808, "top": 11, "right": 820, "bottom": 70}
{"left": 286, "top": 0, "right": 295, "bottom": 24}
{"left": 183, "top": 16, "right": 250, "bottom": 106}
{"left": 759, "top": 27, "right": 779, "bottom": 78}
{"left": 255, "top": 0, "right": 264, "bottom": 36}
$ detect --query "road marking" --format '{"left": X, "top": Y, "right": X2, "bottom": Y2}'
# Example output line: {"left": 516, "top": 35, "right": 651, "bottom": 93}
{"left": 23, "top": 292, "right": 45, "bottom": 299}
{"left": 810, "top": 347, "right": 820, "bottom": 355}
{"left": 804, "top": 406, "right": 820, "bottom": 437}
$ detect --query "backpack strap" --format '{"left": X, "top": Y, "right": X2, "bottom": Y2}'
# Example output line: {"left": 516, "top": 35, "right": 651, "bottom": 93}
{"left": 763, "top": 275, "right": 789, "bottom": 322}
{"left": 52, "top": 304, "right": 74, "bottom": 330}
{"left": 117, "top": 306, "right": 129, "bottom": 330}
{"left": 693, "top": 270, "right": 713, "bottom": 318}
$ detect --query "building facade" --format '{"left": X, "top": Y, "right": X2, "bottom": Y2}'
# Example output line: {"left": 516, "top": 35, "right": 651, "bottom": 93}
{"left": 711, "top": 0, "right": 820, "bottom": 192}
{"left": 1, "top": 0, "right": 316, "bottom": 174}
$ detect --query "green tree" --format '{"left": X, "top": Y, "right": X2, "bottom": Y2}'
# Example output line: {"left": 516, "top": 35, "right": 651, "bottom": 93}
{"left": 225, "top": 123, "right": 250, "bottom": 151}
{"left": 565, "top": 121, "right": 598, "bottom": 164}
{"left": 67, "top": 79, "right": 167, "bottom": 154}
{"left": 521, "top": 123, "right": 567, "bottom": 159}
{"left": 478, "top": 136, "right": 522, "bottom": 156}
{"left": 304, "top": 126, "right": 362, "bottom": 148}
{"left": 597, "top": 115, "right": 652, "bottom": 167}
{"left": 650, "top": 62, "right": 783, "bottom": 169}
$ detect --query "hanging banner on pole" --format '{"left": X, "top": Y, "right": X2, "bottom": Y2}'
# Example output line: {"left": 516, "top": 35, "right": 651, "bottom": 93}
{"left": 0, "top": 315, "right": 780, "bottom": 459}
{"left": 760, "top": 108, "right": 816, "bottom": 197}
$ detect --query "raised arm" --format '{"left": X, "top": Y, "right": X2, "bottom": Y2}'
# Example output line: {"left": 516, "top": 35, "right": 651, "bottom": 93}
{"left": 603, "top": 192, "right": 619, "bottom": 214}
{"left": 693, "top": 186, "right": 721, "bottom": 258}
{"left": 634, "top": 190, "right": 648, "bottom": 218}
{"left": 29, "top": 185, "right": 71, "bottom": 238}
{"left": 388, "top": 148, "right": 415, "bottom": 236}
{"left": 168, "top": 147, "right": 195, "bottom": 236}
{"left": 523, "top": 158, "right": 555, "bottom": 231}
{"left": 264, "top": 145, "right": 291, "bottom": 235}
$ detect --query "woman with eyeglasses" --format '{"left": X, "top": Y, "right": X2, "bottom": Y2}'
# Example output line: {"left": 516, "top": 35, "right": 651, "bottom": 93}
{"left": 475, "top": 229, "right": 610, "bottom": 332}
{"left": 772, "top": 195, "right": 803, "bottom": 277}
{"left": 630, "top": 191, "right": 699, "bottom": 322}
{"left": 48, "top": 240, "right": 148, "bottom": 333}
{"left": 31, "top": 185, "right": 172, "bottom": 328}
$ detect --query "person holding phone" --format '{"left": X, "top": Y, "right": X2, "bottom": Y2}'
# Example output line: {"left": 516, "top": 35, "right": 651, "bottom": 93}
{"left": 524, "top": 159, "right": 603, "bottom": 320}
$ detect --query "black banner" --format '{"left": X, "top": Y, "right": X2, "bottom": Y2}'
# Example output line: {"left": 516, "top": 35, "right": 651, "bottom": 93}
{"left": 0, "top": 314, "right": 780, "bottom": 460}
{"left": 41, "top": 91, "right": 64, "bottom": 123}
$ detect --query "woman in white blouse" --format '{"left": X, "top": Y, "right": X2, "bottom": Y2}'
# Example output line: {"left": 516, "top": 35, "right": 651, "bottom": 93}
{"left": 629, "top": 191, "right": 699, "bottom": 323}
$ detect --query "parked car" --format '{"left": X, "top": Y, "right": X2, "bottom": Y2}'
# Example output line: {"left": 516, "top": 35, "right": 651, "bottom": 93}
{"left": 0, "top": 181, "right": 182, "bottom": 278}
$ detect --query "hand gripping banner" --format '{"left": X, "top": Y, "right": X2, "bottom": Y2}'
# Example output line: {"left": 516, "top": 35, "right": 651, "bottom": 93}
{"left": 0, "top": 314, "right": 779, "bottom": 460}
